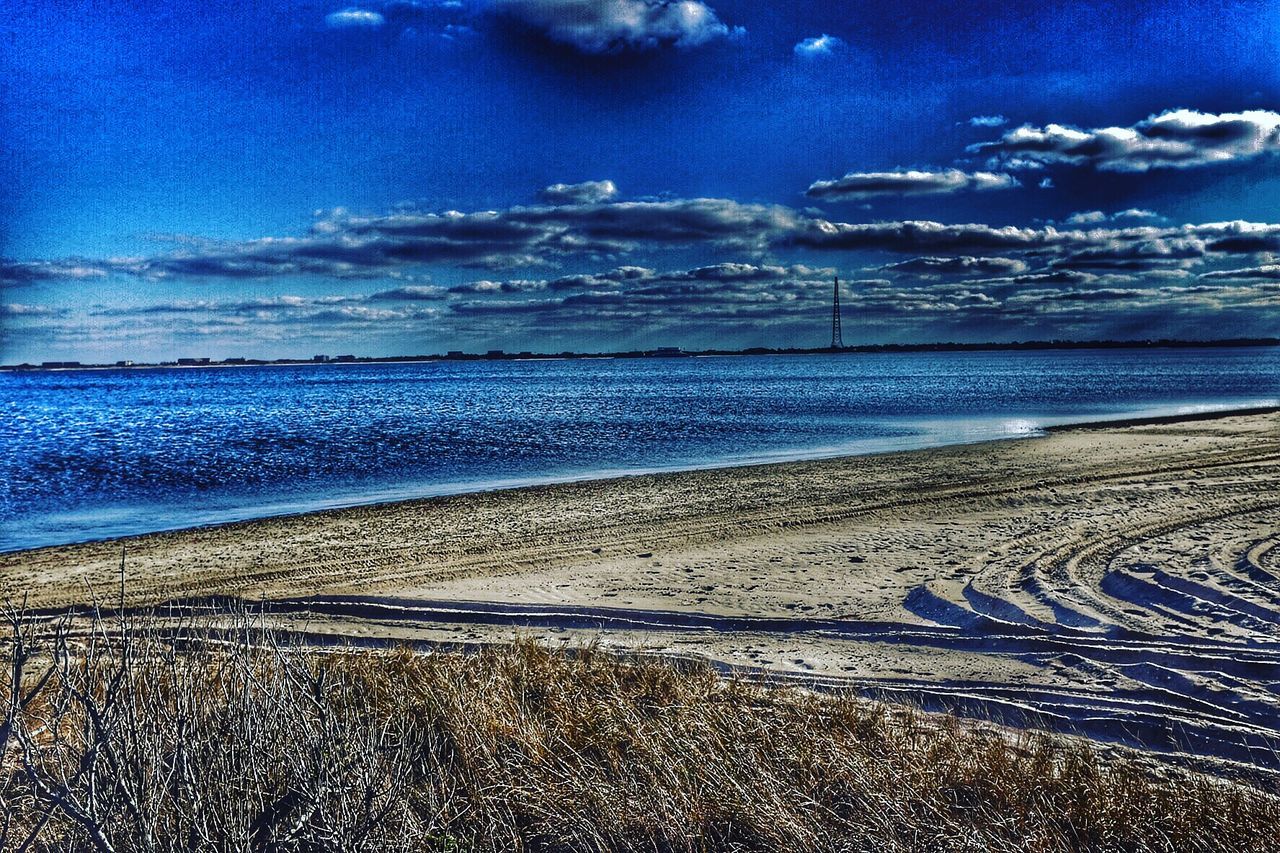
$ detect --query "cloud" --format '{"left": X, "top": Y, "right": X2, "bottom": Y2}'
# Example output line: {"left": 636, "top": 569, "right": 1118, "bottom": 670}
{"left": 1064, "top": 209, "right": 1161, "bottom": 226}
{"left": 546, "top": 266, "right": 655, "bottom": 290}
{"left": 444, "top": 263, "right": 829, "bottom": 295}
{"left": 792, "top": 219, "right": 1061, "bottom": 253}
{"left": 0, "top": 303, "right": 64, "bottom": 317}
{"left": 325, "top": 7, "right": 387, "bottom": 28}
{"left": 15, "top": 188, "right": 1280, "bottom": 292}
{"left": 968, "top": 115, "right": 1008, "bottom": 128}
{"left": 882, "top": 256, "right": 1029, "bottom": 276}
{"left": 313, "top": 196, "right": 799, "bottom": 267}
{"left": 1063, "top": 210, "right": 1108, "bottom": 226}
{"left": 539, "top": 179, "right": 619, "bottom": 205}
{"left": 367, "top": 285, "right": 448, "bottom": 300}
{"left": 805, "top": 168, "right": 1019, "bottom": 200}
{"left": 39, "top": 196, "right": 795, "bottom": 279}
{"left": 492, "top": 0, "right": 742, "bottom": 53}
{"left": 1199, "top": 264, "right": 1280, "bottom": 281}
{"left": 25, "top": 254, "right": 1280, "bottom": 354}
{"left": 793, "top": 34, "right": 843, "bottom": 58}
{"left": 1, "top": 260, "right": 109, "bottom": 286}
{"left": 969, "top": 108, "right": 1280, "bottom": 172}
{"left": 441, "top": 259, "right": 1280, "bottom": 343}
{"left": 448, "top": 278, "right": 551, "bottom": 294}
{"left": 794, "top": 217, "right": 1280, "bottom": 263}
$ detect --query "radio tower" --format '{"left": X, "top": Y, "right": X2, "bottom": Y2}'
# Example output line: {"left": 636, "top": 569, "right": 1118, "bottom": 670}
{"left": 830, "top": 275, "right": 844, "bottom": 350}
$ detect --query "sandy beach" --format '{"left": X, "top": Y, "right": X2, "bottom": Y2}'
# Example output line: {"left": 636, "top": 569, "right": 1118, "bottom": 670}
{"left": 5, "top": 408, "right": 1279, "bottom": 776}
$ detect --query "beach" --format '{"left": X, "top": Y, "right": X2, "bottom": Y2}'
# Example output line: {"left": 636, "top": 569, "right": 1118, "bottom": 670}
{"left": 5, "top": 408, "right": 1280, "bottom": 775}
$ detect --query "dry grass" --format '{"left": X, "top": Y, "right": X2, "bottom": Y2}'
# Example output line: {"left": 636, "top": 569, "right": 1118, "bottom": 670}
{"left": 2, "top": 609, "right": 1278, "bottom": 852}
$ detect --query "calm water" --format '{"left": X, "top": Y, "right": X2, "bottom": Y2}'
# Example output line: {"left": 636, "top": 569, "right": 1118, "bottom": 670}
{"left": 2, "top": 348, "right": 1277, "bottom": 551}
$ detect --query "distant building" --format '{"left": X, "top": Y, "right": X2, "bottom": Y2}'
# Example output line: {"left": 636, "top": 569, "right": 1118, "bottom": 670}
{"left": 332, "top": 354, "right": 357, "bottom": 363}
{"left": 41, "top": 361, "right": 81, "bottom": 368}
{"left": 115, "top": 360, "right": 134, "bottom": 367}
{"left": 649, "top": 347, "right": 688, "bottom": 357}
{"left": 223, "top": 357, "right": 247, "bottom": 364}
{"left": 177, "top": 357, "right": 210, "bottom": 366}
{"left": 312, "top": 354, "right": 330, "bottom": 363}
{"left": 446, "top": 350, "right": 466, "bottom": 359}
{"left": 485, "top": 349, "right": 505, "bottom": 359}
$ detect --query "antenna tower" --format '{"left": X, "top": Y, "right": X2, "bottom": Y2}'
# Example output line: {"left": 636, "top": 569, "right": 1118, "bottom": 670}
{"left": 830, "top": 276, "right": 844, "bottom": 350}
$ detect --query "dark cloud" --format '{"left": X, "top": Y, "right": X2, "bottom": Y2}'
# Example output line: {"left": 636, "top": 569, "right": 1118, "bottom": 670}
{"left": 317, "top": 196, "right": 799, "bottom": 267}
{"left": 1205, "top": 236, "right": 1280, "bottom": 253}
{"left": 14, "top": 193, "right": 1280, "bottom": 293}
{"left": 797, "top": 218, "right": 1280, "bottom": 263}
{"left": 969, "top": 109, "right": 1280, "bottom": 172}
{"left": 805, "top": 168, "right": 1018, "bottom": 200}
{"left": 492, "top": 0, "right": 743, "bottom": 54}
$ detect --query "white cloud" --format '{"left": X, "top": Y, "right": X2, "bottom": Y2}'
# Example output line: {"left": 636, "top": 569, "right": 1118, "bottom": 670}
{"left": 325, "top": 7, "right": 387, "bottom": 28}
{"left": 805, "top": 168, "right": 1019, "bottom": 200}
{"left": 1115, "top": 208, "right": 1159, "bottom": 220}
{"left": 968, "top": 115, "right": 1008, "bottom": 127}
{"left": 0, "top": 303, "right": 62, "bottom": 317}
{"left": 1064, "top": 209, "right": 1161, "bottom": 226}
{"left": 1064, "top": 211, "right": 1108, "bottom": 226}
{"left": 793, "top": 34, "right": 843, "bottom": 58}
{"left": 540, "top": 179, "right": 619, "bottom": 205}
{"left": 970, "top": 108, "right": 1280, "bottom": 172}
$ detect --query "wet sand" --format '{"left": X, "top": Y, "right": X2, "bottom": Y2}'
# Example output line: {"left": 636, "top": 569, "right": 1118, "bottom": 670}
{"left": 4, "top": 408, "right": 1279, "bottom": 775}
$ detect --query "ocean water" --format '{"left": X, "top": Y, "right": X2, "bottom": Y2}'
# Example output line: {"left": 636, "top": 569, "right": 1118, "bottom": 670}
{"left": 2, "top": 348, "right": 1278, "bottom": 551}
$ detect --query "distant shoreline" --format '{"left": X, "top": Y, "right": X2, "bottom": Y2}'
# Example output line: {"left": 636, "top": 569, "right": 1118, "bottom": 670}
{"left": 5, "top": 337, "right": 1278, "bottom": 372}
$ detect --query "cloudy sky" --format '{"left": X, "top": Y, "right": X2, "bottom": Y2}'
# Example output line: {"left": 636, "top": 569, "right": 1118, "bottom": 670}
{"left": 3, "top": 0, "right": 1280, "bottom": 361}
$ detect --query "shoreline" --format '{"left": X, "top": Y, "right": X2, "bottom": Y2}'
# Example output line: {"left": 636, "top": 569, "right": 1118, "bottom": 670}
{"left": 1043, "top": 404, "right": 1280, "bottom": 432}
{"left": 5, "top": 402, "right": 1277, "bottom": 556}
{"left": 5, "top": 407, "right": 1279, "bottom": 774}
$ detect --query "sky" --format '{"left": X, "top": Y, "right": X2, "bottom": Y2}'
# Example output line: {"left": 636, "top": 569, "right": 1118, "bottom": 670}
{"left": 3, "top": 0, "right": 1280, "bottom": 361}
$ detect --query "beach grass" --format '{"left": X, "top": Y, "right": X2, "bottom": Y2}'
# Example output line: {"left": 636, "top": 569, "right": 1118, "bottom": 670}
{"left": 2, "top": 610, "right": 1277, "bottom": 852}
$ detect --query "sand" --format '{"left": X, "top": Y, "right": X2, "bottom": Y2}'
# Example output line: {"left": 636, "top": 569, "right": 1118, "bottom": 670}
{"left": 4, "top": 408, "right": 1279, "bottom": 777}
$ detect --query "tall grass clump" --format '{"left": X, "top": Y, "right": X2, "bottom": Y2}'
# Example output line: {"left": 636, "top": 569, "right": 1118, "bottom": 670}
{"left": 2, "top": 607, "right": 1278, "bottom": 852}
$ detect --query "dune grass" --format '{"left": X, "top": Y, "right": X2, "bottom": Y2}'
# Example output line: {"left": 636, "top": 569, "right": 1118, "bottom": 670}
{"left": 2, "top": 609, "right": 1278, "bottom": 852}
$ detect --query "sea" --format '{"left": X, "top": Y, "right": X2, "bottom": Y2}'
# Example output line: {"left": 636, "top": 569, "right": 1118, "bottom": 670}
{"left": 2, "top": 347, "right": 1278, "bottom": 552}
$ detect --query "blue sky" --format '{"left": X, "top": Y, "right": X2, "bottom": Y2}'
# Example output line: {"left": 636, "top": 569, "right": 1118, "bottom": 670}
{"left": 3, "top": 0, "right": 1280, "bottom": 361}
